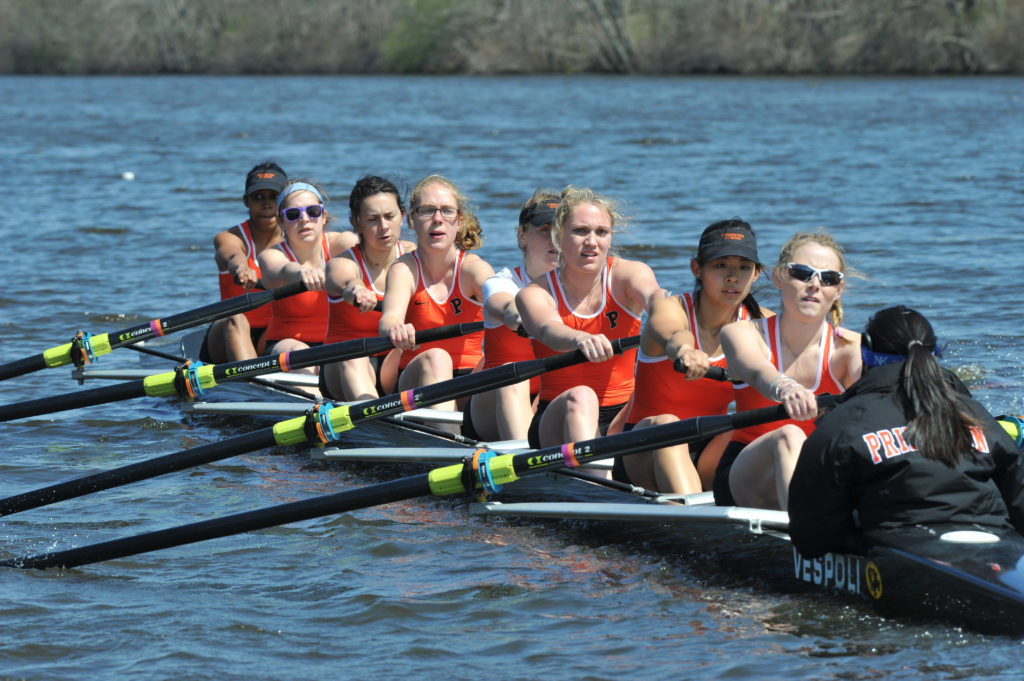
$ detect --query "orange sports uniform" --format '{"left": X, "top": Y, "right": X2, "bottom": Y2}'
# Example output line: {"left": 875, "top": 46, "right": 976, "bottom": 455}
{"left": 627, "top": 292, "right": 750, "bottom": 424}
{"left": 731, "top": 315, "right": 846, "bottom": 444}
{"left": 217, "top": 221, "right": 272, "bottom": 328}
{"left": 482, "top": 265, "right": 540, "bottom": 393}
{"left": 399, "top": 250, "right": 484, "bottom": 370}
{"left": 531, "top": 257, "right": 642, "bottom": 405}
{"left": 263, "top": 234, "right": 331, "bottom": 344}
{"left": 324, "top": 243, "right": 405, "bottom": 345}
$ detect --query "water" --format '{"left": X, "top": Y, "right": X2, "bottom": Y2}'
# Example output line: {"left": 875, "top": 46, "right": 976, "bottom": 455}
{"left": 1, "top": 74, "right": 1023, "bottom": 679}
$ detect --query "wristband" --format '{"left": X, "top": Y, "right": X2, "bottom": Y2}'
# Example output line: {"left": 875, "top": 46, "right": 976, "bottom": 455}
{"left": 769, "top": 374, "right": 798, "bottom": 402}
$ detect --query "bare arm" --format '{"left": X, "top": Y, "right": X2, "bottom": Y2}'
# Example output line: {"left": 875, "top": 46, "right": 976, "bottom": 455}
{"left": 378, "top": 257, "right": 417, "bottom": 350}
{"left": 516, "top": 281, "right": 615, "bottom": 361}
{"left": 458, "top": 253, "right": 496, "bottom": 303}
{"left": 615, "top": 259, "right": 663, "bottom": 315}
{"left": 721, "top": 320, "right": 818, "bottom": 420}
{"left": 257, "top": 247, "right": 326, "bottom": 291}
{"left": 214, "top": 228, "right": 260, "bottom": 289}
{"left": 327, "top": 231, "right": 359, "bottom": 256}
{"left": 642, "top": 295, "right": 709, "bottom": 380}
{"left": 325, "top": 255, "right": 377, "bottom": 312}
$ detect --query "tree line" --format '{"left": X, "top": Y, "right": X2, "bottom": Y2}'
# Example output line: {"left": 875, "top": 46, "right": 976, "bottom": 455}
{"left": 2, "top": 0, "right": 1021, "bottom": 75}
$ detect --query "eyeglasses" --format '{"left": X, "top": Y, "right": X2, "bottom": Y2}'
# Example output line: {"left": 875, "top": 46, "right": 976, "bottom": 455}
{"left": 786, "top": 262, "right": 843, "bottom": 287}
{"left": 413, "top": 205, "right": 459, "bottom": 221}
{"left": 281, "top": 204, "right": 325, "bottom": 222}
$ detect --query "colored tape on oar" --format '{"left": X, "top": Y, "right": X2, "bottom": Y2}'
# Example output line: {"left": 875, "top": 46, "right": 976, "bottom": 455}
{"left": 462, "top": 448, "right": 503, "bottom": 498}
{"left": 310, "top": 402, "right": 341, "bottom": 444}
{"left": 70, "top": 331, "right": 98, "bottom": 369}
{"left": 173, "top": 361, "right": 206, "bottom": 399}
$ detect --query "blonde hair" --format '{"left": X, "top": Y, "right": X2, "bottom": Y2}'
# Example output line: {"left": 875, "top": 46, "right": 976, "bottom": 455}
{"left": 551, "top": 186, "right": 622, "bottom": 263}
{"left": 775, "top": 230, "right": 849, "bottom": 326}
{"left": 409, "top": 174, "right": 482, "bottom": 250}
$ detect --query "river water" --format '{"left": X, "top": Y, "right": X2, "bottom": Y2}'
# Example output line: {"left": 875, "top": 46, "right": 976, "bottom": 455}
{"left": 0, "top": 75, "right": 1022, "bottom": 679}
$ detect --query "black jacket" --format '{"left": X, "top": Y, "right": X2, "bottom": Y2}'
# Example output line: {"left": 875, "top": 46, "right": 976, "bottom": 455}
{"left": 788, "top": 362, "right": 1024, "bottom": 557}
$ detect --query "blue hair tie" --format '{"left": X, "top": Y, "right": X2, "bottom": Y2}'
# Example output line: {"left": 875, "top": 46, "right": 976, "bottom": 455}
{"left": 277, "top": 182, "right": 324, "bottom": 208}
{"left": 861, "top": 339, "right": 942, "bottom": 368}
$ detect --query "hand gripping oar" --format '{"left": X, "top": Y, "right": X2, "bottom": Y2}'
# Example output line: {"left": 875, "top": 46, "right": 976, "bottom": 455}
{"left": 0, "top": 321, "right": 484, "bottom": 422}
{"left": 0, "top": 281, "right": 307, "bottom": 382}
{"left": 0, "top": 393, "right": 833, "bottom": 570}
{"left": 672, "top": 359, "right": 735, "bottom": 383}
{"left": 0, "top": 336, "right": 639, "bottom": 517}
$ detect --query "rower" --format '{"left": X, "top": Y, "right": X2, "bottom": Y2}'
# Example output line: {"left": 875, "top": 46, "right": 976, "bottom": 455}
{"left": 258, "top": 179, "right": 357, "bottom": 376}
{"left": 516, "top": 186, "right": 663, "bottom": 457}
{"left": 612, "top": 219, "right": 772, "bottom": 494}
{"left": 789, "top": 306, "right": 1024, "bottom": 557}
{"left": 379, "top": 175, "right": 494, "bottom": 433}
{"left": 321, "top": 176, "right": 416, "bottom": 401}
{"left": 462, "top": 190, "right": 560, "bottom": 443}
{"left": 202, "top": 162, "right": 287, "bottom": 363}
{"left": 716, "top": 230, "right": 862, "bottom": 510}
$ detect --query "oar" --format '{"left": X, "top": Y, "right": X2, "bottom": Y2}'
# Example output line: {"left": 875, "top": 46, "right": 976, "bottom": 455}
{"left": 0, "top": 281, "right": 307, "bottom": 382}
{"left": 0, "top": 395, "right": 832, "bottom": 570}
{"left": 0, "top": 321, "right": 484, "bottom": 422}
{"left": 0, "top": 336, "right": 639, "bottom": 516}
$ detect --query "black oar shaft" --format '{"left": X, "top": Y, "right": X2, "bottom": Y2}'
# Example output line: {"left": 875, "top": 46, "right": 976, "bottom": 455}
{"left": 0, "top": 321, "right": 484, "bottom": 422}
{"left": 2, "top": 475, "right": 432, "bottom": 570}
{"left": 1, "top": 392, "right": 825, "bottom": 570}
{"left": 0, "top": 429, "right": 278, "bottom": 516}
{"left": 0, "top": 355, "right": 47, "bottom": 382}
{"left": 0, "top": 380, "right": 146, "bottom": 423}
{"left": 0, "top": 282, "right": 307, "bottom": 381}
{"left": 109, "top": 281, "right": 307, "bottom": 350}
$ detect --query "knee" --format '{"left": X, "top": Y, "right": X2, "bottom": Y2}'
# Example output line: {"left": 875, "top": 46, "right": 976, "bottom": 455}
{"left": 638, "top": 413, "right": 679, "bottom": 428}
{"left": 226, "top": 313, "right": 250, "bottom": 332}
{"left": 422, "top": 348, "right": 453, "bottom": 373}
{"left": 774, "top": 425, "right": 807, "bottom": 462}
{"left": 563, "top": 387, "right": 598, "bottom": 415}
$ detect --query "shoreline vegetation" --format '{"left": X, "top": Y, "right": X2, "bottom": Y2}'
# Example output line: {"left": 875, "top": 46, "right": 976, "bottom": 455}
{"left": 2, "top": 0, "right": 1022, "bottom": 75}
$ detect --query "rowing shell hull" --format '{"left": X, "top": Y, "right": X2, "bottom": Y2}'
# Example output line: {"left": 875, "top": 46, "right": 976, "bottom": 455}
{"left": 180, "top": 329, "right": 1024, "bottom": 634}
{"left": 802, "top": 525, "right": 1024, "bottom": 634}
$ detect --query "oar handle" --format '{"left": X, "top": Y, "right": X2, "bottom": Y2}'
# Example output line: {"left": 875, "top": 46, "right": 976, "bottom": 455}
{"left": 672, "top": 358, "right": 732, "bottom": 383}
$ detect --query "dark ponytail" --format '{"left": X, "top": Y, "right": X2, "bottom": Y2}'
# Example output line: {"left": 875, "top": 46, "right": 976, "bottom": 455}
{"left": 862, "top": 306, "right": 980, "bottom": 466}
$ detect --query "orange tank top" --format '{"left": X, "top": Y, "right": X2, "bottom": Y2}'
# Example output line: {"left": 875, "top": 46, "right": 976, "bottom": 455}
{"left": 324, "top": 242, "right": 404, "bottom": 346}
{"left": 482, "top": 265, "right": 540, "bottom": 393}
{"left": 399, "top": 250, "right": 484, "bottom": 370}
{"left": 531, "top": 258, "right": 643, "bottom": 405}
{"left": 263, "top": 234, "right": 331, "bottom": 344}
{"left": 627, "top": 292, "right": 749, "bottom": 423}
{"left": 731, "top": 316, "right": 845, "bottom": 444}
{"left": 217, "top": 221, "right": 272, "bottom": 328}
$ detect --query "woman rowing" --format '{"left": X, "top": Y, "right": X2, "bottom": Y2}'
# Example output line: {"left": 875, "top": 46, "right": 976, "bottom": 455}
{"left": 715, "top": 230, "right": 861, "bottom": 510}
{"left": 258, "top": 179, "right": 357, "bottom": 373}
{"left": 516, "top": 186, "right": 662, "bottom": 451}
{"left": 321, "top": 176, "right": 416, "bottom": 401}
{"left": 203, "top": 162, "right": 286, "bottom": 362}
{"left": 463, "top": 189, "right": 561, "bottom": 442}
{"left": 379, "top": 175, "right": 493, "bottom": 431}
{"left": 789, "top": 306, "right": 1024, "bottom": 557}
{"left": 614, "top": 219, "right": 770, "bottom": 494}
